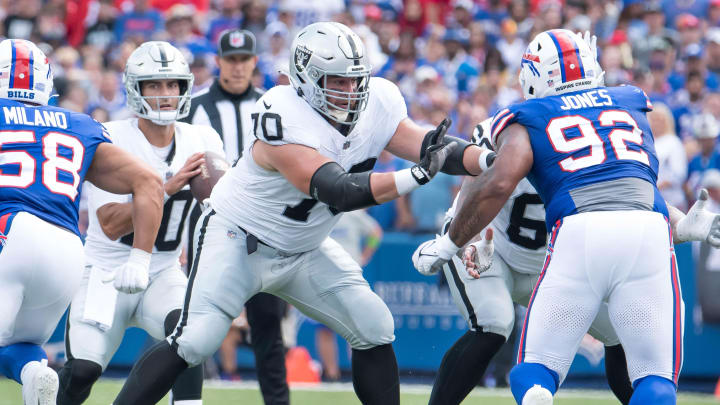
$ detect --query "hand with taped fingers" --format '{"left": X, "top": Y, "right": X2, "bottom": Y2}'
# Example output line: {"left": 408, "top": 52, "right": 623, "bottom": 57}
{"left": 462, "top": 228, "right": 494, "bottom": 279}
{"left": 675, "top": 188, "right": 720, "bottom": 247}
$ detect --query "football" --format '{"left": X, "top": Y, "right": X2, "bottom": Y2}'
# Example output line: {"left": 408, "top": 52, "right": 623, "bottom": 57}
{"left": 189, "top": 150, "right": 230, "bottom": 204}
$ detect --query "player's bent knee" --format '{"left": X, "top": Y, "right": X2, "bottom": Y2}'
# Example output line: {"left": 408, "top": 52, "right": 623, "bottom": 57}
{"left": 470, "top": 296, "right": 514, "bottom": 339}
{"left": 164, "top": 309, "right": 182, "bottom": 337}
{"left": 63, "top": 359, "right": 103, "bottom": 390}
{"left": 173, "top": 340, "right": 215, "bottom": 368}
{"left": 347, "top": 307, "right": 395, "bottom": 350}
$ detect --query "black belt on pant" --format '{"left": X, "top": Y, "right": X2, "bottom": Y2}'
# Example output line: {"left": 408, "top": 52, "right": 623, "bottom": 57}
{"left": 237, "top": 225, "right": 270, "bottom": 254}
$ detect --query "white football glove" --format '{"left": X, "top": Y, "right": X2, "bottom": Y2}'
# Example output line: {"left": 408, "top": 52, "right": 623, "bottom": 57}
{"left": 675, "top": 188, "right": 720, "bottom": 247}
{"left": 103, "top": 248, "right": 151, "bottom": 294}
{"left": 580, "top": 30, "right": 598, "bottom": 60}
{"left": 462, "top": 229, "right": 494, "bottom": 279}
{"left": 412, "top": 233, "right": 461, "bottom": 276}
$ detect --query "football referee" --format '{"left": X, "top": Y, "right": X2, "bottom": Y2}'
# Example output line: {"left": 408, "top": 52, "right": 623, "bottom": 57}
{"left": 181, "top": 29, "right": 290, "bottom": 405}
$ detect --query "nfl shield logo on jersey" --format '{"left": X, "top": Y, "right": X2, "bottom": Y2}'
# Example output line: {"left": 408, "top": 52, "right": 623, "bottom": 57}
{"left": 229, "top": 32, "right": 245, "bottom": 48}
{"left": 0, "top": 231, "right": 6, "bottom": 247}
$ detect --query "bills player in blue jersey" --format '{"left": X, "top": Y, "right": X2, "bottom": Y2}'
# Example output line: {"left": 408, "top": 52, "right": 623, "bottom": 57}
{"left": 413, "top": 29, "right": 704, "bottom": 405}
{"left": 0, "top": 39, "right": 164, "bottom": 405}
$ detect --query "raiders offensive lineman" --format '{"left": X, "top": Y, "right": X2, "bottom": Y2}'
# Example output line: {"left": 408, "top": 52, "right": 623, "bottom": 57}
{"left": 57, "top": 42, "right": 224, "bottom": 405}
{"left": 111, "top": 22, "right": 494, "bottom": 405}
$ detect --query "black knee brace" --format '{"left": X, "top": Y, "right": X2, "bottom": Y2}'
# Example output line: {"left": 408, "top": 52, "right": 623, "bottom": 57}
{"left": 57, "top": 359, "right": 103, "bottom": 405}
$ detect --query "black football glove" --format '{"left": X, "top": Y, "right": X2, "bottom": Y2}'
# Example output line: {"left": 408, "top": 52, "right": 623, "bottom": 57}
{"left": 411, "top": 118, "right": 457, "bottom": 184}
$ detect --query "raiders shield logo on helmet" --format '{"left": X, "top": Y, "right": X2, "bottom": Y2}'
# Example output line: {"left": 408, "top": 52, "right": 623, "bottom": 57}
{"left": 229, "top": 31, "right": 245, "bottom": 48}
{"left": 294, "top": 45, "right": 312, "bottom": 73}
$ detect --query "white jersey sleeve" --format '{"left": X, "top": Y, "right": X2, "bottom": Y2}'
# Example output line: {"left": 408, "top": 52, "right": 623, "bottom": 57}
{"left": 370, "top": 77, "right": 408, "bottom": 141}
{"left": 251, "top": 86, "right": 323, "bottom": 149}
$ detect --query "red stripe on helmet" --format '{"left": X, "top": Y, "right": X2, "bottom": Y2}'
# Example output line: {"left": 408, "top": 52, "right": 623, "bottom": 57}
{"left": 11, "top": 41, "right": 31, "bottom": 90}
{"left": 551, "top": 30, "right": 583, "bottom": 82}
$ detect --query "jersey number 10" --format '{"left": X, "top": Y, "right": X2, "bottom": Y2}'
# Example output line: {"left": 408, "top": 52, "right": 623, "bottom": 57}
{"left": 0, "top": 130, "right": 84, "bottom": 200}
{"left": 547, "top": 110, "right": 649, "bottom": 172}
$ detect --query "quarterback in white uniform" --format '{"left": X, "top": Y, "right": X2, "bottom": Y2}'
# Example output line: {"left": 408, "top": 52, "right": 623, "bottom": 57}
{"left": 112, "top": 22, "right": 494, "bottom": 405}
{"left": 57, "top": 42, "right": 223, "bottom": 405}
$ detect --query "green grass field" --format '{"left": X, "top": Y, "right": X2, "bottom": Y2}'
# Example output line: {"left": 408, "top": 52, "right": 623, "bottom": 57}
{"left": 1, "top": 379, "right": 717, "bottom": 405}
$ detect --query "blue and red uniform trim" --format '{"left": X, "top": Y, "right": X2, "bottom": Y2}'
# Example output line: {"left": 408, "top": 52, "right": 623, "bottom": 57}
{"left": 665, "top": 219, "right": 683, "bottom": 385}
{"left": 9, "top": 40, "right": 34, "bottom": 90}
{"left": 0, "top": 212, "right": 18, "bottom": 253}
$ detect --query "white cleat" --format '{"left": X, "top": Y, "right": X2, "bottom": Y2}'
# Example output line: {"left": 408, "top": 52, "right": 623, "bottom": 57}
{"left": 21, "top": 359, "right": 59, "bottom": 405}
{"left": 522, "top": 384, "right": 553, "bottom": 405}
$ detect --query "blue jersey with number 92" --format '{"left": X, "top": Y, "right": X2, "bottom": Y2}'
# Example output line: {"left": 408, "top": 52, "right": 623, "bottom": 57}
{"left": 489, "top": 85, "right": 667, "bottom": 231}
{"left": 0, "top": 99, "right": 111, "bottom": 236}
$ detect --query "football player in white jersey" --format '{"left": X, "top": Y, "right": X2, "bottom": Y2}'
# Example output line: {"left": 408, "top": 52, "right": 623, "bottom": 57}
{"left": 56, "top": 42, "right": 224, "bottom": 405}
{"left": 111, "top": 22, "right": 495, "bottom": 405}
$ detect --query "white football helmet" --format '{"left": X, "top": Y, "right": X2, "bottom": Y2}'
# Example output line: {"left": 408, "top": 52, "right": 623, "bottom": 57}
{"left": 288, "top": 22, "right": 371, "bottom": 126}
{"left": 518, "top": 29, "right": 604, "bottom": 100}
{"left": 123, "top": 41, "right": 193, "bottom": 125}
{"left": 0, "top": 39, "right": 53, "bottom": 105}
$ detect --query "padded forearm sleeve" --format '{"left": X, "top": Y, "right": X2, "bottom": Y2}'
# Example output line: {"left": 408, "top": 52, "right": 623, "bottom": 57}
{"left": 420, "top": 134, "right": 473, "bottom": 175}
{"left": 309, "top": 162, "right": 379, "bottom": 212}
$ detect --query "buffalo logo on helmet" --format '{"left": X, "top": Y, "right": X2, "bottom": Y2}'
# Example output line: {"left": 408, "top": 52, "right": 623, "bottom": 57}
{"left": 229, "top": 31, "right": 245, "bottom": 48}
{"left": 294, "top": 45, "right": 312, "bottom": 73}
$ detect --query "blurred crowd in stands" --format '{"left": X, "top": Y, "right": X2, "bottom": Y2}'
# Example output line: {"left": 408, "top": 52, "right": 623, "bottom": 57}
{"left": 4, "top": 0, "right": 720, "bottom": 232}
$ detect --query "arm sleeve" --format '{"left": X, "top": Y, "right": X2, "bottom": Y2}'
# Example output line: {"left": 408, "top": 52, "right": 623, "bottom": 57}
{"left": 252, "top": 97, "right": 321, "bottom": 150}
{"left": 489, "top": 106, "right": 521, "bottom": 149}
{"left": 372, "top": 77, "right": 409, "bottom": 145}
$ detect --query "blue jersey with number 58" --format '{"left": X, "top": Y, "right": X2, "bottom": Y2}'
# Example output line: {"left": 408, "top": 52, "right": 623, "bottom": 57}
{"left": 489, "top": 85, "right": 667, "bottom": 231}
{"left": 0, "top": 99, "right": 111, "bottom": 236}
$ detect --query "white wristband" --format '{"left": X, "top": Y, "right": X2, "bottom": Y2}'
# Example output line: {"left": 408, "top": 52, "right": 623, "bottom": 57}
{"left": 128, "top": 248, "right": 152, "bottom": 269}
{"left": 394, "top": 168, "right": 421, "bottom": 196}
{"left": 478, "top": 149, "right": 496, "bottom": 171}
{"left": 436, "top": 232, "right": 461, "bottom": 260}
